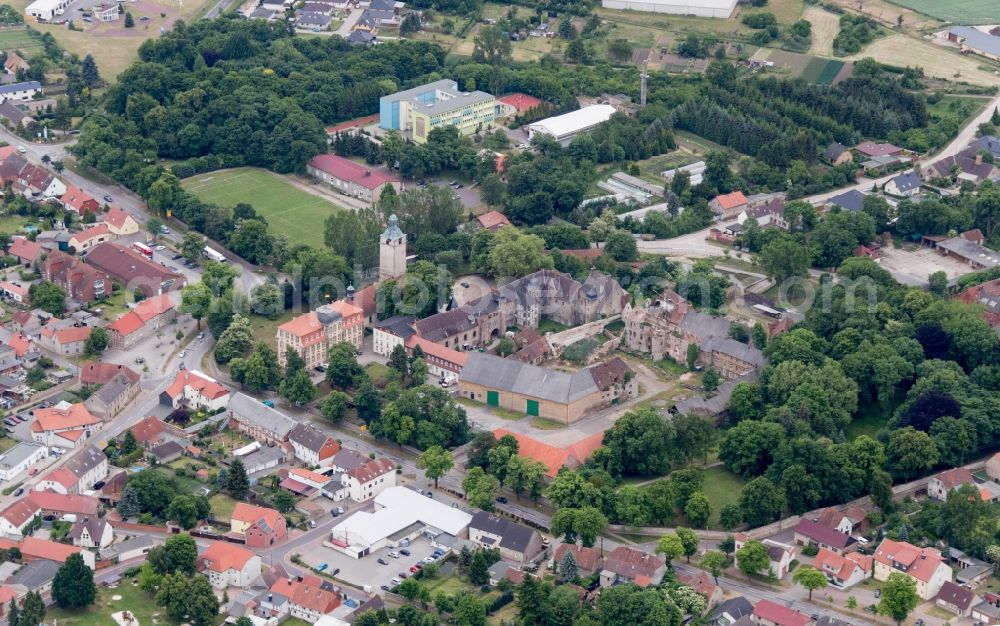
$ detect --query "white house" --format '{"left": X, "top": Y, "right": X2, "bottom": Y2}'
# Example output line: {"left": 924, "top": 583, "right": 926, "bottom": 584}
{"left": 372, "top": 316, "right": 415, "bottom": 357}
{"left": 0, "top": 443, "right": 47, "bottom": 481}
{"left": 0, "top": 81, "right": 39, "bottom": 103}
{"left": 323, "top": 457, "right": 396, "bottom": 502}
{"left": 813, "top": 548, "right": 872, "bottom": 589}
{"left": 24, "top": 0, "right": 69, "bottom": 21}
{"left": 288, "top": 423, "right": 341, "bottom": 467}
{"left": 734, "top": 534, "right": 796, "bottom": 579}
{"left": 70, "top": 517, "right": 113, "bottom": 550}
{"left": 161, "top": 370, "right": 230, "bottom": 412}
{"left": 885, "top": 171, "right": 921, "bottom": 197}
{"left": 0, "top": 499, "right": 41, "bottom": 536}
{"left": 199, "top": 541, "right": 262, "bottom": 589}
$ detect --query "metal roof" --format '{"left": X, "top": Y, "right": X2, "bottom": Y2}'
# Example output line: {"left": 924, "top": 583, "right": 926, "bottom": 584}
{"left": 527, "top": 104, "right": 616, "bottom": 140}
{"left": 949, "top": 26, "right": 1000, "bottom": 58}
{"left": 459, "top": 353, "right": 599, "bottom": 404}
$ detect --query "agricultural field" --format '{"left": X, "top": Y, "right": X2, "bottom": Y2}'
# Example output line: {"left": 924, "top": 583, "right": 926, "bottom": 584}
{"left": 750, "top": 48, "right": 853, "bottom": 84}
{"left": 0, "top": 28, "right": 44, "bottom": 56}
{"left": 846, "top": 34, "right": 1000, "bottom": 86}
{"left": 827, "top": 0, "right": 943, "bottom": 31}
{"left": 181, "top": 167, "right": 345, "bottom": 249}
{"left": 804, "top": 6, "right": 839, "bottom": 56}
{"left": 882, "top": 0, "right": 1000, "bottom": 25}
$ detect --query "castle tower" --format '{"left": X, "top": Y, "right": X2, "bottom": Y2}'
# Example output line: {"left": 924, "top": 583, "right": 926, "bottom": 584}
{"left": 379, "top": 214, "right": 407, "bottom": 280}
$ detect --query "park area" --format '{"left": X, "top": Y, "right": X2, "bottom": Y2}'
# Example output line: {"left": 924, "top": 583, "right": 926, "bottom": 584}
{"left": 881, "top": 0, "right": 999, "bottom": 24}
{"left": 46, "top": 581, "right": 218, "bottom": 626}
{"left": 181, "top": 167, "right": 345, "bottom": 249}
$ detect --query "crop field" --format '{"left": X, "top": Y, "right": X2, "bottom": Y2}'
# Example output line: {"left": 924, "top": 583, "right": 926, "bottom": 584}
{"left": 884, "top": 0, "right": 999, "bottom": 25}
{"left": 752, "top": 48, "right": 853, "bottom": 84}
{"left": 0, "top": 28, "right": 44, "bottom": 55}
{"left": 847, "top": 34, "right": 999, "bottom": 87}
{"left": 181, "top": 167, "right": 345, "bottom": 249}
{"left": 805, "top": 6, "right": 839, "bottom": 56}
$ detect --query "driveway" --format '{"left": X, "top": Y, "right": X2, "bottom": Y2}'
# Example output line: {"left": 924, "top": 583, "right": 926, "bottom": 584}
{"left": 334, "top": 8, "right": 363, "bottom": 36}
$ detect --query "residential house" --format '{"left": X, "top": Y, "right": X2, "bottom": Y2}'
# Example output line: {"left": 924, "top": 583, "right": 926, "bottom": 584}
{"left": 60, "top": 186, "right": 99, "bottom": 215}
{"left": 813, "top": 548, "right": 871, "bottom": 588}
{"left": 67, "top": 223, "right": 115, "bottom": 253}
{"left": 18, "top": 163, "right": 64, "bottom": 198}
{"left": 711, "top": 597, "right": 754, "bottom": 626}
{"left": 199, "top": 541, "right": 262, "bottom": 589}
{"left": 752, "top": 599, "right": 812, "bottom": 626}
{"left": 825, "top": 189, "right": 866, "bottom": 213}
{"left": 275, "top": 299, "right": 364, "bottom": 368}
{"left": 793, "top": 519, "right": 856, "bottom": 555}
{"left": 150, "top": 441, "right": 184, "bottom": 464}
{"left": 128, "top": 416, "right": 180, "bottom": 450}
{"left": 7, "top": 237, "right": 43, "bottom": 268}
{"left": 498, "top": 93, "right": 543, "bottom": 118}
{"left": 102, "top": 207, "right": 139, "bottom": 237}
{"left": 230, "top": 502, "right": 287, "bottom": 548}
{"left": 160, "top": 369, "right": 230, "bottom": 412}
{"left": 928, "top": 467, "right": 977, "bottom": 501}
{"left": 79, "top": 361, "right": 139, "bottom": 387}
{"left": 476, "top": 211, "right": 511, "bottom": 231}
{"left": 84, "top": 371, "right": 140, "bottom": 419}
{"left": 281, "top": 467, "right": 332, "bottom": 496}
{"left": 873, "top": 539, "right": 953, "bottom": 600}
{"left": 100, "top": 534, "right": 153, "bottom": 562}
{"left": 923, "top": 148, "right": 1000, "bottom": 184}
{"left": 814, "top": 505, "right": 869, "bottom": 536}
{"left": 599, "top": 547, "right": 666, "bottom": 588}
{"left": 0, "top": 101, "right": 33, "bottom": 127}
{"left": 227, "top": 393, "right": 296, "bottom": 445}
{"left": 269, "top": 578, "right": 340, "bottom": 622}
{"left": 18, "top": 536, "right": 95, "bottom": 568}
{"left": 42, "top": 251, "right": 110, "bottom": 304}
{"left": 3, "top": 52, "right": 28, "bottom": 75}
{"left": 69, "top": 517, "right": 113, "bottom": 550}
{"left": 34, "top": 445, "right": 106, "bottom": 494}
{"left": 936, "top": 580, "right": 976, "bottom": 618}
{"left": 0, "top": 281, "right": 28, "bottom": 306}
{"left": 677, "top": 570, "right": 723, "bottom": 608}
{"left": 105, "top": 294, "right": 177, "bottom": 350}
{"left": 27, "top": 492, "right": 100, "bottom": 520}
{"left": 84, "top": 243, "right": 185, "bottom": 298}
{"left": 821, "top": 142, "right": 852, "bottom": 165}
{"left": 709, "top": 191, "right": 748, "bottom": 220}
{"left": 7, "top": 559, "right": 58, "bottom": 596}
{"left": 469, "top": 511, "right": 543, "bottom": 565}
{"left": 0, "top": 80, "right": 38, "bottom": 102}
{"left": 553, "top": 543, "right": 603, "bottom": 578}
{"left": 288, "top": 423, "right": 341, "bottom": 468}
{"left": 307, "top": 155, "right": 401, "bottom": 204}
{"left": 346, "top": 29, "right": 377, "bottom": 45}
{"left": 0, "top": 443, "right": 46, "bottom": 481}
{"left": 735, "top": 533, "right": 796, "bottom": 579}
{"left": 973, "top": 595, "right": 1000, "bottom": 626}
{"left": 30, "top": 401, "right": 101, "bottom": 448}
{"left": 38, "top": 324, "right": 91, "bottom": 356}
{"left": 296, "top": 11, "right": 332, "bottom": 29}
{"left": 855, "top": 142, "right": 902, "bottom": 158}
{"left": 885, "top": 171, "right": 921, "bottom": 197}
{"left": 372, "top": 315, "right": 416, "bottom": 357}
{"left": 0, "top": 498, "right": 39, "bottom": 536}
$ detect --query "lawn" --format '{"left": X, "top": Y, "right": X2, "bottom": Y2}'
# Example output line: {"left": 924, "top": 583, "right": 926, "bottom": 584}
{"left": 881, "top": 0, "right": 998, "bottom": 24}
{"left": 181, "top": 167, "right": 346, "bottom": 249}
{"left": 530, "top": 417, "right": 566, "bottom": 430}
{"left": 248, "top": 310, "right": 296, "bottom": 346}
{"left": 0, "top": 29, "right": 43, "bottom": 55}
{"left": 46, "top": 579, "right": 223, "bottom": 626}
{"left": 209, "top": 493, "right": 237, "bottom": 522}
{"left": 0, "top": 215, "right": 31, "bottom": 235}
{"left": 700, "top": 465, "right": 745, "bottom": 528}
{"left": 536, "top": 318, "right": 570, "bottom": 334}
{"left": 845, "top": 401, "right": 892, "bottom": 440}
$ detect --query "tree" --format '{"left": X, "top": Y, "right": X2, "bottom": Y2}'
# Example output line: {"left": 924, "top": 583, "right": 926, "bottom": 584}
{"left": 601, "top": 407, "right": 676, "bottom": 477}
{"left": 227, "top": 458, "right": 249, "bottom": 499}
{"left": 760, "top": 238, "right": 809, "bottom": 281}
{"left": 83, "top": 327, "right": 108, "bottom": 355}
{"left": 739, "top": 477, "right": 785, "bottom": 527}
{"left": 117, "top": 484, "right": 141, "bottom": 519}
{"left": 472, "top": 26, "right": 512, "bottom": 65}
{"left": 462, "top": 467, "right": 500, "bottom": 510}
{"left": 607, "top": 38, "right": 633, "bottom": 63}
{"left": 699, "top": 550, "right": 729, "bottom": 584}
{"left": 558, "top": 549, "right": 579, "bottom": 583}
{"left": 605, "top": 230, "right": 639, "bottom": 261}
{"left": 166, "top": 494, "right": 201, "bottom": 529}
{"left": 886, "top": 426, "right": 939, "bottom": 480}
{"left": 678, "top": 33, "right": 705, "bottom": 57}
{"left": 735, "top": 540, "right": 770, "bottom": 580}
{"left": 675, "top": 527, "right": 700, "bottom": 562}
{"left": 52, "top": 553, "right": 95, "bottom": 608}
{"left": 792, "top": 566, "right": 827, "bottom": 600}
{"left": 214, "top": 314, "right": 253, "bottom": 364}
{"left": 81, "top": 53, "right": 100, "bottom": 86}
{"left": 456, "top": 592, "right": 487, "bottom": 626}
{"left": 719, "top": 503, "right": 742, "bottom": 530}
{"left": 28, "top": 281, "right": 66, "bottom": 316}
{"left": 148, "top": 534, "right": 198, "bottom": 575}
{"left": 504, "top": 455, "right": 546, "bottom": 500}
{"left": 879, "top": 572, "right": 919, "bottom": 626}
{"left": 250, "top": 282, "right": 282, "bottom": 319}
{"left": 273, "top": 490, "right": 296, "bottom": 513}
{"left": 417, "top": 445, "right": 454, "bottom": 488}
{"left": 180, "top": 231, "right": 204, "bottom": 264}
{"left": 469, "top": 549, "right": 498, "bottom": 585}
{"left": 327, "top": 342, "right": 364, "bottom": 389}
{"left": 21, "top": 590, "right": 45, "bottom": 626}
{"left": 656, "top": 534, "right": 685, "bottom": 568}
{"left": 181, "top": 283, "right": 213, "bottom": 330}
{"left": 684, "top": 492, "right": 711, "bottom": 528}
{"left": 485, "top": 227, "right": 553, "bottom": 279}
{"left": 321, "top": 390, "right": 350, "bottom": 422}
{"left": 702, "top": 368, "right": 720, "bottom": 392}
{"left": 388, "top": 344, "right": 410, "bottom": 378}
{"left": 124, "top": 10, "right": 134, "bottom": 27}
{"left": 687, "top": 343, "right": 699, "bottom": 370}
{"left": 7, "top": 597, "right": 19, "bottom": 626}
{"left": 280, "top": 369, "right": 316, "bottom": 405}
{"left": 495, "top": 337, "right": 517, "bottom": 357}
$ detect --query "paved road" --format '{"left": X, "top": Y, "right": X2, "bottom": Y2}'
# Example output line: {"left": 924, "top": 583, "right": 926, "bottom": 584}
{"left": 333, "top": 8, "right": 363, "bottom": 36}
{"left": 934, "top": 92, "right": 1000, "bottom": 161}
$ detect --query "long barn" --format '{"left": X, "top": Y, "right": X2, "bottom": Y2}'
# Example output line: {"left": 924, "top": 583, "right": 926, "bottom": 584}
{"left": 600, "top": 0, "right": 737, "bottom": 17}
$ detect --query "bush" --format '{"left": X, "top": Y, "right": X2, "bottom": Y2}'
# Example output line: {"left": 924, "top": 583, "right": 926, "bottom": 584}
{"left": 561, "top": 337, "right": 600, "bottom": 364}
{"left": 487, "top": 591, "right": 514, "bottom": 614}
{"left": 801, "top": 544, "right": 819, "bottom": 557}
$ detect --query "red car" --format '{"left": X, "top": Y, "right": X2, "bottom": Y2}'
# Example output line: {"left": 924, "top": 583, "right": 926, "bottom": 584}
{"left": 28, "top": 468, "right": 37, "bottom": 476}
{"left": 409, "top": 565, "right": 419, "bottom": 573}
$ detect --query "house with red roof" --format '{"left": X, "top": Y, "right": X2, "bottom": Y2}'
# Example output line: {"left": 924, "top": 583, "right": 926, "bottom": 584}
{"left": 4, "top": 52, "right": 29, "bottom": 75}
{"left": 0, "top": 498, "right": 40, "bottom": 536}
{"left": 276, "top": 300, "right": 363, "bottom": 369}
{"left": 813, "top": 548, "right": 871, "bottom": 588}
{"left": 307, "top": 154, "right": 401, "bottom": 205}
{"left": 6, "top": 236, "right": 43, "bottom": 268}
{"left": 677, "top": 570, "right": 723, "bottom": 609}
{"left": 873, "top": 539, "right": 953, "bottom": 599}
{"left": 67, "top": 223, "right": 114, "bottom": 253}
{"left": 83, "top": 243, "right": 185, "bottom": 298}
{"left": 18, "top": 164, "right": 65, "bottom": 199}
{"left": 5, "top": 332, "right": 32, "bottom": 359}
{"left": 600, "top": 547, "right": 666, "bottom": 588}
{"left": 19, "top": 536, "right": 95, "bottom": 569}
{"left": 160, "top": 369, "right": 230, "bottom": 412}
{"left": 270, "top": 577, "right": 341, "bottom": 622}
{"left": 60, "top": 186, "right": 99, "bottom": 215}
{"left": 498, "top": 93, "right": 543, "bottom": 117}
{"left": 709, "top": 191, "right": 748, "bottom": 220}
{"left": 928, "top": 467, "right": 978, "bottom": 501}
{"left": 352, "top": 283, "right": 378, "bottom": 326}
{"left": 491, "top": 429, "right": 604, "bottom": 478}
{"left": 38, "top": 324, "right": 92, "bottom": 356}
{"left": 404, "top": 334, "right": 466, "bottom": 379}
{"left": 753, "top": 599, "right": 812, "bottom": 626}
{"left": 102, "top": 206, "right": 139, "bottom": 237}
{"left": 231, "top": 502, "right": 287, "bottom": 548}
{"left": 476, "top": 210, "right": 511, "bottom": 232}
{"left": 79, "top": 361, "right": 139, "bottom": 387}
{"left": 42, "top": 250, "right": 110, "bottom": 304}
{"left": 0, "top": 281, "right": 28, "bottom": 306}
{"left": 30, "top": 401, "right": 101, "bottom": 448}
{"left": 198, "top": 541, "right": 261, "bottom": 589}
{"left": 793, "top": 518, "right": 856, "bottom": 556}
{"left": 28, "top": 491, "right": 100, "bottom": 519}
{"left": 127, "top": 415, "right": 181, "bottom": 450}
{"left": 554, "top": 543, "right": 603, "bottom": 578}
{"left": 106, "top": 294, "right": 177, "bottom": 350}
{"left": 855, "top": 141, "right": 902, "bottom": 158}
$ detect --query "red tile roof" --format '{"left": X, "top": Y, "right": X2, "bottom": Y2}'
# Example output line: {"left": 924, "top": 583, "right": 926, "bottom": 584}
{"left": 499, "top": 93, "right": 543, "bottom": 113}
{"left": 20, "top": 536, "right": 84, "bottom": 564}
{"left": 935, "top": 467, "right": 975, "bottom": 490}
{"left": 713, "top": 191, "right": 748, "bottom": 211}
{"left": 0, "top": 498, "right": 41, "bottom": 530}
{"left": 231, "top": 502, "right": 283, "bottom": 530}
{"left": 308, "top": 154, "right": 399, "bottom": 190}
{"left": 7, "top": 236, "right": 42, "bottom": 262}
{"left": 200, "top": 541, "right": 256, "bottom": 573}
{"left": 753, "top": 599, "right": 811, "bottom": 626}
{"left": 345, "top": 458, "right": 394, "bottom": 483}
{"left": 103, "top": 207, "right": 133, "bottom": 230}
{"left": 476, "top": 210, "right": 511, "bottom": 231}
{"left": 794, "top": 518, "right": 854, "bottom": 550}
{"left": 31, "top": 403, "right": 99, "bottom": 433}
{"left": 603, "top": 547, "right": 664, "bottom": 580}
{"left": 325, "top": 114, "right": 379, "bottom": 135}
{"left": 405, "top": 335, "right": 467, "bottom": 368}
{"left": 165, "top": 370, "right": 229, "bottom": 402}
{"left": 855, "top": 141, "right": 901, "bottom": 157}
{"left": 814, "top": 548, "right": 865, "bottom": 583}
{"left": 270, "top": 579, "right": 341, "bottom": 614}
{"left": 108, "top": 294, "right": 175, "bottom": 337}
{"left": 554, "top": 543, "right": 600, "bottom": 571}
{"left": 873, "top": 539, "right": 947, "bottom": 583}
{"left": 7, "top": 333, "right": 31, "bottom": 357}
{"left": 40, "top": 324, "right": 92, "bottom": 345}
{"left": 28, "top": 491, "right": 100, "bottom": 516}
{"left": 39, "top": 467, "right": 77, "bottom": 489}
{"left": 492, "top": 429, "right": 605, "bottom": 477}
{"left": 79, "top": 361, "right": 139, "bottom": 386}
{"left": 60, "top": 186, "right": 98, "bottom": 213}
{"left": 129, "top": 416, "right": 165, "bottom": 446}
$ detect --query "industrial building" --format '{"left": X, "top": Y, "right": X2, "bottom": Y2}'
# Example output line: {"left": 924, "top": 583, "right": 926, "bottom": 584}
{"left": 526, "top": 105, "right": 616, "bottom": 143}
{"left": 23, "top": 0, "right": 70, "bottom": 21}
{"left": 378, "top": 80, "right": 499, "bottom": 144}
{"left": 600, "top": 0, "right": 737, "bottom": 17}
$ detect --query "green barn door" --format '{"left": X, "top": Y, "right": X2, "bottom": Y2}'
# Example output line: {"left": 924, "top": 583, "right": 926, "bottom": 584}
{"left": 487, "top": 390, "right": 499, "bottom": 406}
{"left": 526, "top": 399, "right": 539, "bottom": 416}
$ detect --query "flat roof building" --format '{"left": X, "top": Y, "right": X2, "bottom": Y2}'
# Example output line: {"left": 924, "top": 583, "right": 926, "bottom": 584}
{"left": 600, "top": 0, "right": 737, "bottom": 16}
{"left": 527, "top": 105, "right": 616, "bottom": 143}
{"left": 379, "top": 80, "right": 499, "bottom": 144}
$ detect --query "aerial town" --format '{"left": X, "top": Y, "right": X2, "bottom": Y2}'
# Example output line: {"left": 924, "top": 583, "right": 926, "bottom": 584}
{"left": 0, "top": 0, "right": 996, "bottom": 624}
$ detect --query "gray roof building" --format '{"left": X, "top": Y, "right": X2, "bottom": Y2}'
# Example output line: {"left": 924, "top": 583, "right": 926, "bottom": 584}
{"left": 414, "top": 308, "right": 477, "bottom": 344}
{"left": 0, "top": 442, "right": 46, "bottom": 474}
{"left": 710, "top": 596, "right": 754, "bottom": 626}
{"left": 827, "top": 189, "right": 866, "bottom": 213}
{"left": 297, "top": 11, "right": 331, "bottom": 27}
{"left": 949, "top": 26, "right": 1000, "bottom": 58}
{"left": 821, "top": 142, "right": 848, "bottom": 161}
{"left": 374, "top": 315, "right": 416, "bottom": 341}
{"left": 288, "top": 423, "right": 334, "bottom": 455}
{"left": 969, "top": 135, "right": 1000, "bottom": 159}
{"left": 330, "top": 449, "right": 369, "bottom": 472}
{"left": 228, "top": 392, "right": 296, "bottom": 442}
{"left": 701, "top": 336, "right": 766, "bottom": 368}
{"left": 150, "top": 440, "right": 185, "bottom": 463}
{"left": 470, "top": 511, "right": 537, "bottom": 554}
{"left": 937, "top": 235, "right": 1000, "bottom": 269}
{"left": 100, "top": 534, "right": 154, "bottom": 560}
{"left": 9, "top": 559, "right": 59, "bottom": 589}
{"left": 62, "top": 445, "right": 107, "bottom": 484}
{"left": 890, "top": 171, "right": 921, "bottom": 194}
{"left": 347, "top": 29, "right": 376, "bottom": 45}
{"left": 0, "top": 81, "right": 40, "bottom": 96}
{"left": 460, "top": 353, "right": 598, "bottom": 404}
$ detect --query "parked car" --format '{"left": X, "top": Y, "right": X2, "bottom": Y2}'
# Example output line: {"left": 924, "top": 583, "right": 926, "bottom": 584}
{"left": 309, "top": 520, "right": 316, "bottom": 528}
{"left": 28, "top": 468, "right": 38, "bottom": 476}
{"left": 380, "top": 585, "right": 390, "bottom": 591}
{"left": 432, "top": 550, "right": 444, "bottom": 558}
{"left": 388, "top": 551, "right": 399, "bottom": 559}
{"left": 409, "top": 565, "right": 419, "bottom": 573}
{"left": 13, "top": 488, "right": 23, "bottom": 497}
{"left": 103, "top": 195, "right": 113, "bottom": 202}
{"left": 377, "top": 558, "right": 388, "bottom": 565}
{"left": 399, "top": 549, "right": 411, "bottom": 556}
{"left": 398, "top": 572, "right": 408, "bottom": 579}
{"left": 422, "top": 556, "right": 435, "bottom": 564}
{"left": 496, "top": 496, "right": 508, "bottom": 504}
{"left": 317, "top": 563, "right": 328, "bottom": 571}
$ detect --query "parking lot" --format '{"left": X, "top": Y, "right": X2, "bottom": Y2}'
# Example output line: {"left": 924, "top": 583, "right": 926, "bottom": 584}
{"left": 301, "top": 524, "right": 447, "bottom": 591}
{"left": 880, "top": 245, "right": 977, "bottom": 283}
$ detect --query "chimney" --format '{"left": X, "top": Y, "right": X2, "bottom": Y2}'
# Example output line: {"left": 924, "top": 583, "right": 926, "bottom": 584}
{"left": 976, "top": 153, "right": 983, "bottom": 165}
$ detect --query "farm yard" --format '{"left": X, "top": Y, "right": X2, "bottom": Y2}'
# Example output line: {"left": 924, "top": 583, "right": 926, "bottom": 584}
{"left": 750, "top": 49, "right": 853, "bottom": 84}
{"left": 181, "top": 167, "right": 346, "bottom": 249}
{"left": 881, "top": 0, "right": 1000, "bottom": 25}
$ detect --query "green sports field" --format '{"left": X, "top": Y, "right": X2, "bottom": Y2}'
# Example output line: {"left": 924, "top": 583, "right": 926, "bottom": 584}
{"left": 182, "top": 167, "right": 344, "bottom": 249}
{"left": 885, "top": 0, "right": 998, "bottom": 24}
